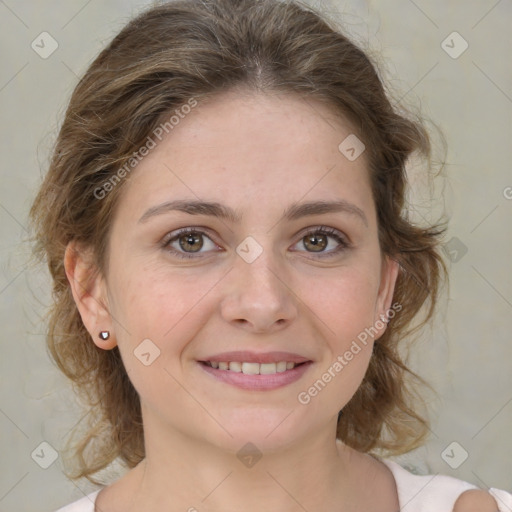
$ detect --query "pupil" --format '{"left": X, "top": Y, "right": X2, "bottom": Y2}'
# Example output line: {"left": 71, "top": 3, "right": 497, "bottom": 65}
{"left": 179, "top": 233, "right": 203, "bottom": 252}
{"left": 306, "top": 234, "right": 326, "bottom": 252}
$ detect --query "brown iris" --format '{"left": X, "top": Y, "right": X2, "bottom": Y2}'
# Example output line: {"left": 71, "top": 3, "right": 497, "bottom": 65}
{"left": 303, "top": 233, "right": 327, "bottom": 252}
{"left": 179, "top": 232, "right": 203, "bottom": 252}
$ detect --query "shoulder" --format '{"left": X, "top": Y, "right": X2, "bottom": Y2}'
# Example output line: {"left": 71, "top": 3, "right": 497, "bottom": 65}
{"left": 453, "top": 489, "right": 499, "bottom": 512}
{"left": 379, "top": 457, "right": 512, "bottom": 512}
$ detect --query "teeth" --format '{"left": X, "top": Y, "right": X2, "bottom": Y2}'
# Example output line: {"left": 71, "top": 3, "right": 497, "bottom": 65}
{"left": 208, "top": 361, "right": 298, "bottom": 374}
{"left": 259, "top": 363, "right": 276, "bottom": 375}
{"left": 228, "top": 361, "right": 242, "bottom": 372}
{"left": 276, "top": 361, "right": 287, "bottom": 373}
{"left": 242, "top": 362, "right": 260, "bottom": 375}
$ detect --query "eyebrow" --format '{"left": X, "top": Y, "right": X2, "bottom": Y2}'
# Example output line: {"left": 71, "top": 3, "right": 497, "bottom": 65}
{"left": 138, "top": 199, "right": 368, "bottom": 227}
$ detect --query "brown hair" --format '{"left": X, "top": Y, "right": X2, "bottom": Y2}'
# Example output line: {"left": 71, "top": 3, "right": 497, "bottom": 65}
{"left": 29, "top": 0, "right": 448, "bottom": 484}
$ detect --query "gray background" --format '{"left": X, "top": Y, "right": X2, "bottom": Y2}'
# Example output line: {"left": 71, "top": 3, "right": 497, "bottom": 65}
{"left": 1, "top": 0, "right": 511, "bottom": 510}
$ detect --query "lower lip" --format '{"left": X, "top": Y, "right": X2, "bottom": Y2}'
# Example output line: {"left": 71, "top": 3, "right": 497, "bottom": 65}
{"left": 198, "top": 362, "right": 312, "bottom": 391}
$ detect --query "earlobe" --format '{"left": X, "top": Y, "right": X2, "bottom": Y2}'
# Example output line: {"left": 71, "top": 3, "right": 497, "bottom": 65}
{"left": 64, "top": 242, "right": 117, "bottom": 350}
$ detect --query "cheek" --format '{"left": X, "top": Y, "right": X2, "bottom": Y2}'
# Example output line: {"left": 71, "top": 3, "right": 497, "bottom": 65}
{"left": 319, "top": 283, "right": 378, "bottom": 395}
{"left": 107, "top": 265, "right": 212, "bottom": 406}
{"left": 111, "top": 256, "right": 183, "bottom": 322}
{"left": 311, "top": 264, "right": 382, "bottom": 342}
{"left": 296, "top": 269, "right": 380, "bottom": 415}
{"left": 109, "top": 261, "right": 222, "bottom": 357}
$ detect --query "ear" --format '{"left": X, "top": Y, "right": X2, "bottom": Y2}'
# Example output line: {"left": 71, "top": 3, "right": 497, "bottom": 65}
{"left": 373, "top": 255, "right": 400, "bottom": 340}
{"left": 64, "top": 242, "right": 117, "bottom": 350}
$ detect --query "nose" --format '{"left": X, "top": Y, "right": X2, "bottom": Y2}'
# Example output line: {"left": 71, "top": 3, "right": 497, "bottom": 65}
{"left": 220, "top": 249, "right": 298, "bottom": 333}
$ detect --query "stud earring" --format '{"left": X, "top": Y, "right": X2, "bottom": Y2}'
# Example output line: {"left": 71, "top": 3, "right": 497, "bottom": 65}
{"left": 99, "top": 331, "right": 110, "bottom": 340}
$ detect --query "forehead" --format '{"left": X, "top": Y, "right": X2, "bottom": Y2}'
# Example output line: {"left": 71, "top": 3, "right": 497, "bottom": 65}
{"left": 159, "top": 90, "right": 359, "bottom": 162}
{"left": 116, "top": 90, "right": 375, "bottom": 223}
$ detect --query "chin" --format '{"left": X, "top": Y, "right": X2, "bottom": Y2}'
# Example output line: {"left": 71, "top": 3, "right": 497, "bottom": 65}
{"left": 201, "top": 408, "right": 312, "bottom": 456}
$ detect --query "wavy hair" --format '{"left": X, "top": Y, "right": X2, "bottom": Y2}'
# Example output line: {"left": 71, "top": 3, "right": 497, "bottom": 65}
{"left": 29, "top": 0, "right": 448, "bottom": 484}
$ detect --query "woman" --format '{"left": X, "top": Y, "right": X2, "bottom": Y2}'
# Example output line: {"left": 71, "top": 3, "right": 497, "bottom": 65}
{"left": 29, "top": 0, "right": 512, "bottom": 510}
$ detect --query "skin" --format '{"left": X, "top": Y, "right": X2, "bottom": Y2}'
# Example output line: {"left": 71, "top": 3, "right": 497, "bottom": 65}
{"left": 64, "top": 90, "right": 496, "bottom": 511}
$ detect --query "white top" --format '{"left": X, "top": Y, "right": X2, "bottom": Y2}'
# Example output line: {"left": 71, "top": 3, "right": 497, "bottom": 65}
{"left": 55, "top": 458, "right": 512, "bottom": 511}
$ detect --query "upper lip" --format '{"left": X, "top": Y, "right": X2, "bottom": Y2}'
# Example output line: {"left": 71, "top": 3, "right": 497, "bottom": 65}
{"left": 199, "top": 351, "right": 311, "bottom": 364}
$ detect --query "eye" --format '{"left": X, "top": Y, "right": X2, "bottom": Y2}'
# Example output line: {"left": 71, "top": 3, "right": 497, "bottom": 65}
{"left": 162, "top": 225, "right": 350, "bottom": 260}
{"left": 290, "top": 226, "right": 350, "bottom": 258}
{"left": 162, "top": 227, "right": 220, "bottom": 259}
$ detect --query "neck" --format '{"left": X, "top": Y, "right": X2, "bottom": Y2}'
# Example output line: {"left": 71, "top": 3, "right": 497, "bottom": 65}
{"left": 128, "top": 420, "right": 359, "bottom": 511}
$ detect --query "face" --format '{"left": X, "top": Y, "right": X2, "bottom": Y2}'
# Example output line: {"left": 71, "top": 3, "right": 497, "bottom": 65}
{"left": 72, "top": 90, "right": 398, "bottom": 453}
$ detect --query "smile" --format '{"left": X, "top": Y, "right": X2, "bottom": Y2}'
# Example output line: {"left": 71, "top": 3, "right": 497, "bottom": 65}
{"left": 204, "top": 361, "right": 299, "bottom": 374}
{"left": 198, "top": 358, "right": 312, "bottom": 391}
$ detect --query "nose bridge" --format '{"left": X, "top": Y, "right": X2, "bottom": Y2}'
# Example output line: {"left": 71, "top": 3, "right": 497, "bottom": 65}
{"left": 255, "top": 261, "right": 285, "bottom": 295}
{"left": 236, "top": 239, "right": 286, "bottom": 301}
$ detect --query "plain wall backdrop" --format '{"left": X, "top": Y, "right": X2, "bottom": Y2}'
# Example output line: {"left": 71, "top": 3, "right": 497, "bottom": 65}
{"left": 0, "top": 0, "right": 511, "bottom": 510}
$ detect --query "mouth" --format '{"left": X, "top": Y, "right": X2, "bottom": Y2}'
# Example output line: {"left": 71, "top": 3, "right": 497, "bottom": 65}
{"left": 197, "top": 351, "right": 312, "bottom": 391}
{"left": 201, "top": 360, "right": 305, "bottom": 374}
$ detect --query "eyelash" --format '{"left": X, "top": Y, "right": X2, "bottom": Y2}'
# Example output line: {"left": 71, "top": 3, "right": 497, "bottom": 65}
{"left": 161, "top": 226, "right": 351, "bottom": 260}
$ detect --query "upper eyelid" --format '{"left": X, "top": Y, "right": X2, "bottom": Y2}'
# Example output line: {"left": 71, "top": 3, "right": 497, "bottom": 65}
{"left": 163, "top": 226, "right": 220, "bottom": 246}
